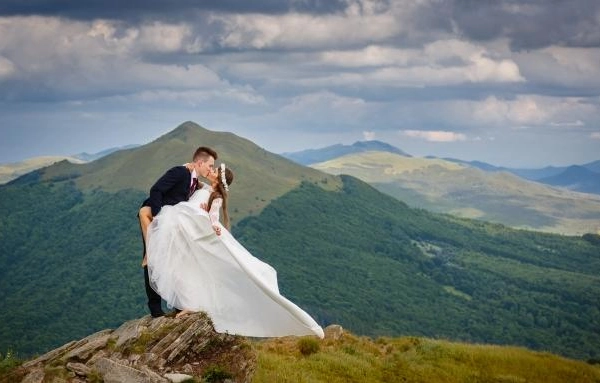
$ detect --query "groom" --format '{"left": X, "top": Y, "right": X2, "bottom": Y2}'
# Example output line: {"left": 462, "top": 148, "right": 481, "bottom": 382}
{"left": 138, "top": 146, "right": 218, "bottom": 317}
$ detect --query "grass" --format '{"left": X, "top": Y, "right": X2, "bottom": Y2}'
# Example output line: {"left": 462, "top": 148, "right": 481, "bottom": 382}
{"left": 252, "top": 333, "right": 600, "bottom": 383}
{"left": 0, "top": 350, "right": 21, "bottom": 376}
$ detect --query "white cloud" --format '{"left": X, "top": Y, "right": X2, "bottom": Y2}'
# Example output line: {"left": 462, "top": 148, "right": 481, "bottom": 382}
{"left": 0, "top": 55, "right": 15, "bottom": 78}
{"left": 401, "top": 130, "right": 467, "bottom": 142}
{"left": 363, "top": 131, "right": 376, "bottom": 140}
{"left": 467, "top": 95, "right": 596, "bottom": 128}
{"left": 550, "top": 120, "right": 585, "bottom": 127}
{"left": 515, "top": 46, "right": 600, "bottom": 87}
{"left": 212, "top": 5, "right": 404, "bottom": 50}
{"left": 0, "top": 16, "right": 235, "bottom": 98}
{"left": 591, "top": 132, "right": 600, "bottom": 139}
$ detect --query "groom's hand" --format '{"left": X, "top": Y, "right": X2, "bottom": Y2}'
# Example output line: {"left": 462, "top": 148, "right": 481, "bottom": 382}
{"left": 200, "top": 203, "right": 208, "bottom": 211}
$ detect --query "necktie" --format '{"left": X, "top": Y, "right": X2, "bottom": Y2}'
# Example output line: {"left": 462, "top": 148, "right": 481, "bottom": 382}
{"left": 189, "top": 178, "right": 198, "bottom": 197}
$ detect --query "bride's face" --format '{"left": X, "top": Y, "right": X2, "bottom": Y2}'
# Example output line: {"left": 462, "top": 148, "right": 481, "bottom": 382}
{"left": 206, "top": 168, "right": 218, "bottom": 183}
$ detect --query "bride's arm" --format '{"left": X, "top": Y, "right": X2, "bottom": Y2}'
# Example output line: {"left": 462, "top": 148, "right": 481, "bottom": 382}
{"left": 208, "top": 198, "right": 223, "bottom": 235}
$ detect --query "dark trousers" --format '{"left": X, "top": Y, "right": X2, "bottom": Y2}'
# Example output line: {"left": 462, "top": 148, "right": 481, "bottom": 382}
{"left": 139, "top": 214, "right": 163, "bottom": 316}
{"left": 144, "top": 266, "right": 163, "bottom": 315}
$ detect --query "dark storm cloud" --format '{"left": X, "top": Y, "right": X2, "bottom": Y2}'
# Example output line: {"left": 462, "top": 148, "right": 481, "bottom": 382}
{"left": 451, "top": 0, "right": 600, "bottom": 49}
{"left": 0, "top": 0, "right": 349, "bottom": 20}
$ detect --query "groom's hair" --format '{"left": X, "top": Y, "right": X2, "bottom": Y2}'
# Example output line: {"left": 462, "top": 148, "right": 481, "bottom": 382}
{"left": 193, "top": 146, "right": 217, "bottom": 161}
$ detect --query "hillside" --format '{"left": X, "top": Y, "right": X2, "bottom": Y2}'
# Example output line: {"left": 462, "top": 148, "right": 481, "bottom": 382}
{"left": 0, "top": 156, "right": 85, "bottom": 185}
{"left": 539, "top": 165, "right": 600, "bottom": 194}
{"left": 233, "top": 177, "right": 600, "bottom": 359}
{"left": 1, "top": 122, "right": 599, "bottom": 361}
{"left": 312, "top": 151, "right": 600, "bottom": 235}
{"left": 254, "top": 329, "right": 600, "bottom": 383}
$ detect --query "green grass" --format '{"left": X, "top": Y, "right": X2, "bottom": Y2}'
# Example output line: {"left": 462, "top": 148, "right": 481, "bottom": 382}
{"left": 252, "top": 333, "right": 600, "bottom": 383}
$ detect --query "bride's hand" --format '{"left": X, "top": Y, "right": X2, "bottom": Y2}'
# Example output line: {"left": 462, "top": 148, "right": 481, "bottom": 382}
{"left": 200, "top": 203, "right": 208, "bottom": 211}
{"left": 213, "top": 225, "right": 221, "bottom": 236}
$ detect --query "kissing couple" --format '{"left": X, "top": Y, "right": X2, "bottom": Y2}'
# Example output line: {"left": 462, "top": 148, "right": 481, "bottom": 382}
{"left": 138, "top": 146, "right": 324, "bottom": 338}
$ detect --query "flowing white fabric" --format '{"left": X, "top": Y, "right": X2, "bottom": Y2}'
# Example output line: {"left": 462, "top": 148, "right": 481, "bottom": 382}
{"left": 147, "top": 185, "right": 324, "bottom": 338}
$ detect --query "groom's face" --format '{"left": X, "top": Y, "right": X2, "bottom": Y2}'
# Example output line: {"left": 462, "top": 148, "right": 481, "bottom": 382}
{"left": 195, "top": 156, "right": 215, "bottom": 178}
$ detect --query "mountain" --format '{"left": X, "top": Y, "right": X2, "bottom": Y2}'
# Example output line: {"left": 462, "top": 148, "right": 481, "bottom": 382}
{"left": 583, "top": 159, "right": 600, "bottom": 173}
{"left": 72, "top": 144, "right": 140, "bottom": 162}
{"left": 442, "top": 157, "right": 600, "bottom": 194}
{"left": 1, "top": 121, "right": 599, "bottom": 361}
{"left": 0, "top": 121, "right": 339, "bottom": 356}
{"left": 538, "top": 165, "right": 600, "bottom": 194}
{"left": 20, "top": 121, "right": 340, "bottom": 222}
{"left": 281, "top": 140, "right": 409, "bottom": 165}
{"left": 0, "top": 146, "right": 141, "bottom": 185}
{"left": 0, "top": 156, "right": 85, "bottom": 185}
{"left": 312, "top": 151, "right": 600, "bottom": 235}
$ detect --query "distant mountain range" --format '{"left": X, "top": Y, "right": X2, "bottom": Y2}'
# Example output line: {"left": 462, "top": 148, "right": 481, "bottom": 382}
{"left": 441, "top": 158, "right": 600, "bottom": 194}
{"left": 282, "top": 142, "right": 600, "bottom": 197}
{"left": 281, "top": 140, "right": 410, "bottom": 165}
{"left": 2, "top": 121, "right": 600, "bottom": 362}
{"left": 72, "top": 144, "right": 140, "bottom": 162}
{"left": 0, "top": 156, "right": 85, "bottom": 184}
{"left": 0, "top": 145, "right": 139, "bottom": 185}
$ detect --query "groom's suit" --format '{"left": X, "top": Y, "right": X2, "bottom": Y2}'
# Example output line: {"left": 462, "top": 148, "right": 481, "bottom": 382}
{"left": 140, "top": 165, "right": 197, "bottom": 316}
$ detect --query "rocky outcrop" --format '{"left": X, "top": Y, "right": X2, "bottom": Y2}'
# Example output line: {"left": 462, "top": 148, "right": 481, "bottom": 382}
{"left": 5, "top": 312, "right": 256, "bottom": 383}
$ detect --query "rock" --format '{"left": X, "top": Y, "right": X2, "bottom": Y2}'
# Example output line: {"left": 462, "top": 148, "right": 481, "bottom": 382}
{"left": 164, "top": 372, "right": 194, "bottom": 382}
{"left": 21, "top": 341, "right": 77, "bottom": 369}
{"left": 66, "top": 362, "right": 91, "bottom": 376}
{"left": 324, "top": 324, "right": 344, "bottom": 341}
{"left": 63, "top": 330, "right": 112, "bottom": 361}
{"left": 10, "top": 312, "right": 257, "bottom": 383}
{"left": 94, "top": 357, "right": 167, "bottom": 383}
{"left": 20, "top": 368, "right": 44, "bottom": 383}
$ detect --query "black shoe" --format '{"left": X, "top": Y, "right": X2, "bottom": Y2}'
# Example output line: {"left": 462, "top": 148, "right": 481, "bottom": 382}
{"left": 151, "top": 310, "right": 166, "bottom": 318}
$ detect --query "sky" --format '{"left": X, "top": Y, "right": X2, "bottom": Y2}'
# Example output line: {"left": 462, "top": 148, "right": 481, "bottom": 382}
{"left": 1, "top": 0, "right": 599, "bottom": 168}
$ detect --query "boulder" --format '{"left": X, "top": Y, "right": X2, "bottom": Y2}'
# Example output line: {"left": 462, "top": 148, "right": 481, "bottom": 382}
{"left": 5, "top": 312, "right": 256, "bottom": 383}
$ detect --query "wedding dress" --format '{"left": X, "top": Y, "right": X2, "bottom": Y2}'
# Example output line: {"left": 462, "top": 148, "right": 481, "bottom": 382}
{"left": 147, "top": 184, "right": 324, "bottom": 338}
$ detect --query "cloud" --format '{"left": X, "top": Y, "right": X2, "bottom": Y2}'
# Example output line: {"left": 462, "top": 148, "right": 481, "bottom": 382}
{"left": 464, "top": 95, "right": 598, "bottom": 130}
{"left": 211, "top": 8, "right": 402, "bottom": 50}
{"left": 363, "top": 131, "right": 376, "bottom": 140}
{"left": 401, "top": 130, "right": 467, "bottom": 142}
{"left": 0, "top": 0, "right": 349, "bottom": 20}
{"left": 0, "top": 16, "right": 241, "bottom": 100}
{"left": 514, "top": 46, "right": 600, "bottom": 89}
{"left": 591, "top": 132, "right": 600, "bottom": 139}
{"left": 0, "top": 55, "right": 15, "bottom": 78}
{"left": 451, "top": 0, "right": 600, "bottom": 49}
{"left": 550, "top": 120, "right": 584, "bottom": 127}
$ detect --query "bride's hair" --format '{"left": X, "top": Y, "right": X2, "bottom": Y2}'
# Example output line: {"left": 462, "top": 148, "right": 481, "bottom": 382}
{"left": 208, "top": 167, "right": 234, "bottom": 229}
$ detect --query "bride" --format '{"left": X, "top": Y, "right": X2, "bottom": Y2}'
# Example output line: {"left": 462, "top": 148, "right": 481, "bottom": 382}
{"left": 146, "top": 163, "right": 324, "bottom": 339}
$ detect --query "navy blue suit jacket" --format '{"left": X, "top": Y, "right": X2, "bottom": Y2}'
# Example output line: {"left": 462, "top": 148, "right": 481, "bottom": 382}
{"left": 142, "top": 166, "right": 193, "bottom": 216}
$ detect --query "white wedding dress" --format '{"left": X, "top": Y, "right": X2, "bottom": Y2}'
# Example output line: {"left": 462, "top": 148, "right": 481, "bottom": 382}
{"left": 147, "top": 184, "right": 324, "bottom": 338}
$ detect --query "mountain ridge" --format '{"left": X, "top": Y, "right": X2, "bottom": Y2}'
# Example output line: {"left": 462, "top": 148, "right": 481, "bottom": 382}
{"left": 281, "top": 140, "right": 409, "bottom": 165}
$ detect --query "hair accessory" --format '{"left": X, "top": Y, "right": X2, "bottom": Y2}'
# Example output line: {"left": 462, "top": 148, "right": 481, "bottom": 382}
{"left": 220, "top": 163, "right": 229, "bottom": 192}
